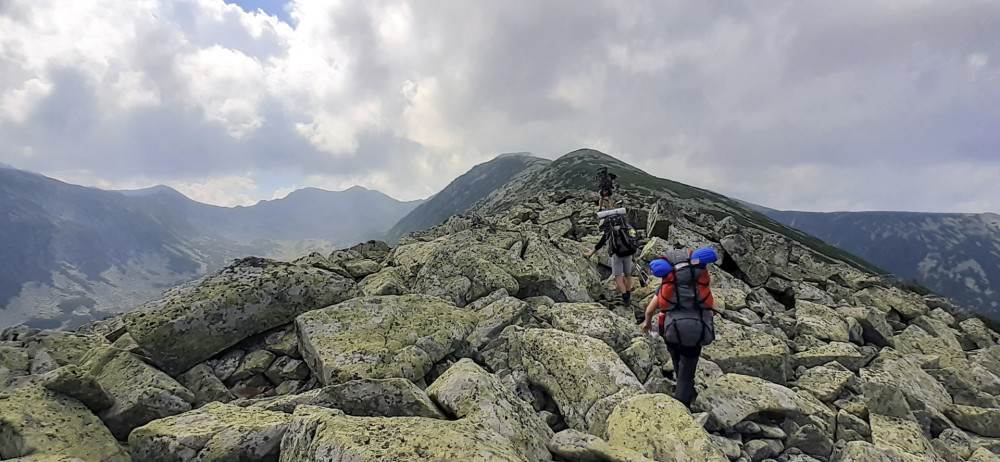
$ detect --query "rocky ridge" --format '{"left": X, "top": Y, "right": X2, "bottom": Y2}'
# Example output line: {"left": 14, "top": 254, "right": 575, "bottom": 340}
{"left": 2, "top": 152, "right": 1000, "bottom": 461}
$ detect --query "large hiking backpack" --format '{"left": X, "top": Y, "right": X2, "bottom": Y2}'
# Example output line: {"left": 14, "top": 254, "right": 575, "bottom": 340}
{"left": 607, "top": 213, "right": 637, "bottom": 257}
{"left": 596, "top": 167, "right": 616, "bottom": 191}
{"left": 654, "top": 248, "right": 717, "bottom": 347}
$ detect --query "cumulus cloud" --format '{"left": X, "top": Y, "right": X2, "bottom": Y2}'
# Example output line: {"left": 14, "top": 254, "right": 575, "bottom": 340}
{"left": 1, "top": 0, "right": 998, "bottom": 212}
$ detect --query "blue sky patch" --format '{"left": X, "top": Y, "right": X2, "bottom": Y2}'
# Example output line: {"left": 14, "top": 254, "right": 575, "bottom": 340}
{"left": 226, "top": 0, "right": 292, "bottom": 24}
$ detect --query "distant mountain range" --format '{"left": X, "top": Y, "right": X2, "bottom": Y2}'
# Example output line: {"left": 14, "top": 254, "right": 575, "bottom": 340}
{"left": 0, "top": 167, "right": 421, "bottom": 329}
{"left": 755, "top": 208, "right": 1000, "bottom": 318}
{"left": 4, "top": 152, "right": 999, "bottom": 330}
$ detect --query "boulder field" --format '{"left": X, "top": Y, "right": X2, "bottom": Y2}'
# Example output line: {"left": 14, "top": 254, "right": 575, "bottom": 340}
{"left": 2, "top": 189, "right": 999, "bottom": 462}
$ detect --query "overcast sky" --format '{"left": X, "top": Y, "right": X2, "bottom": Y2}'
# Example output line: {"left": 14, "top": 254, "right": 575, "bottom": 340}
{"left": 1, "top": 0, "right": 997, "bottom": 212}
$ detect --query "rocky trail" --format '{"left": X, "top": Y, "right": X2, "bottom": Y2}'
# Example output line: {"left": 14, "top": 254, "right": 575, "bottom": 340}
{"left": 2, "top": 185, "right": 999, "bottom": 462}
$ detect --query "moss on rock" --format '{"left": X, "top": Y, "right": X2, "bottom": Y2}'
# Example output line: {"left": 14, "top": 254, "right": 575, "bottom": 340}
{"left": 0, "top": 385, "right": 129, "bottom": 461}
{"left": 296, "top": 294, "right": 477, "bottom": 385}
{"left": 124, "top": 257, "right": 358, "bottom": 376}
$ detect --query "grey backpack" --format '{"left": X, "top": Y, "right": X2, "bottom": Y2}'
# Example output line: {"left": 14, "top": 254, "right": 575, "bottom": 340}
{"left": 658, "top": 249, "right": 716, "bottom": 347}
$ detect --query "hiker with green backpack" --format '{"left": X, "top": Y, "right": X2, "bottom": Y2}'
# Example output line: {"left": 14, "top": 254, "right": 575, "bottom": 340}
{"left": 583, "top": 208, "right": 639, "bottom": 305}
{"left": 641, "top": 247, "right": 720, "bottom": 408}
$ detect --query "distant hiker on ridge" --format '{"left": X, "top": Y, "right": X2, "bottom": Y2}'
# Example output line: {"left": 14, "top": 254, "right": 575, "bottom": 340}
{"left": 583, "top": 207, "right": 638, "bottom": 306}
{"left": 595, "top": 167, "right": 617, "bottom": 210}
{"left": 642, "top": 247, "right": 720, "bottom": 408}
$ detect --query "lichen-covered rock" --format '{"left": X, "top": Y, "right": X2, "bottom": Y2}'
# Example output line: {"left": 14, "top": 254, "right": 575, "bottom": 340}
{"left": 720, "top": 234, "right": 770, "bottom": 287}
{"left": 692, "top": 373, "right": 835, "bottom": 433}
{"left": 795, "top": 363, "right": 858, "bottom": 402}
{"left": 792, "top": 341, "right": 874, "bottom": 371}
{"left": 465, "top": 290, "right": 531, "bottom": 351}
{"left": 795, "top": 300, "right": 851, "bottom": 343}
{"left": 945, "top": 405, "right": 1000, "bottom": 438}
{"left": 358, "top": 266, "right": 409, "bottom": 296}
{"left": 426, "top": 359, "right": 552, "bottom": 461}
{"left": 128, "top": 402, "right": 290, "bottom": 461}
{"left": 229, "top": 349, "right": 276, "bottom": 383}
{"left": 278, "top": 405, "right": 531, "bottom": 461}
{"left": 861, "top": 354, "right": 952, "bottom": 416}
{"left": 505, "top": 327, "right": 644, "bottom": 436}
{"left": 870, "top": 414, "right": 942, "bottom": 461}
{"left": 831, "top": 441, "right": 909, "bottom": 462}
{"left": 837, "top": 306, "right": 895, "bottom": 347}
{"left": 0, "top": 385, "right": 129, "bottom": 461}
{"left": 15, "top": 330, "right": 109, "bottom": 367}
{"left": 960, "top": 318, "right": 996, "bottom": 349}
{"left": 29, "top": 349, "right": 57, "bottom": 375}
{"left": 548, "top": 429, "right": 655, "bottom": 462}
{"left": 264, "top": 356, "right": 310, "bottom": 384}
{"left": 40, "top": 364, "right": 114, "bottom": 412}
{"left": 124, "top": 257, "right": 358, "bottom": 375}
{"left": 536, "top": 302, "right": 639, "bottom": 352}
{"left": 79, "top": 345, "right": 196, "bottom": 439}
{"left": 179, "top": 364, "right": 234, "bottom": 407}
{"left": 212, "top": 349, "right": 243, "bottom": 382}
{"left": 856, "top": 286, "right": 929, "bottom": 321}
{"left": 702, "top": 318, "right": 791, "bottom": 384}
{"left": 259, "top": 378, "right": 445, "bottom": 419}
{"left": 296, "top": 294, "right": 477, "bottom": 385}
{"left": 264, "top": 328, "right": 300, "bottom": 358}
{"left": 0, "top": 345, "right": 29, "bottom": 373}
{"left": 604, "top": 394, "right": 728, "bottom": 461}
{"left": 343, "top": 258, "right": 382, "bottom": 279}
{"left": 970, "top": 447, "right": 1000, "bottom": 462}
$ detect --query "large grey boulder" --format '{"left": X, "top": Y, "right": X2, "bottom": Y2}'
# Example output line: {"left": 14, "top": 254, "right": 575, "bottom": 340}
{"left": 837, "top": 306, "right": 895, "bottom": 347}
{"left": 296, "top": 294, "right": 477, "bottom": 385}
{"left": 720, "top": 234, "right": 770, "bottom": 287}
{"left": 124, "top": 257, "right": 358, "bottom": 375}
{"left": 504, "top": 327, "right": 644, "bottom": 436}
{"left": 945, "top": 405, "right": 1000, "bottom": 438}
{"left": 0, "top": 385, "right": 130, "bottom": 461}
{"left": 80, "top": 345, "right": 196, "bottom": 440}
{"left": 795, "top": 300, "right": 850, "bottom": 343}
{"left": 426, "top": 359, "right": 553, "bottom": 461}
{"left": 536, "top": 302, "right": 639, "bottom": 353}
{"left": 251, "top": 378, "right": 445, "bottom": 419}
{"left": 604, "top": 394, "right": 728, "bottom": 461}
{"left": 548, "top": 429, "right": 655, "bottom": 462}
{"left": 129, "top": 402, "right": 291, "bottom": 461}
{"left": 40, "top": 364, "right": 114, "bottom": 412}
{"left": 179, "top": 364, "right": 234, "bottom": 407}
{"left": 278, "top": 405, "right": 531, "bottom": 461}
{"left": 792, "top": 341, "right": 874, "bottom": 371}
{"left": 702, "top": 318, "right": 791, "bottom": 384}
{"left": 693, "top": 373, "right": 835, "bottom": 433}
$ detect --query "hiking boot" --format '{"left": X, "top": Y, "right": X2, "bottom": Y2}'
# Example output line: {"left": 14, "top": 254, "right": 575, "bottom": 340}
{"left": 622, "top": 291, "right": 631, "bottom": 305}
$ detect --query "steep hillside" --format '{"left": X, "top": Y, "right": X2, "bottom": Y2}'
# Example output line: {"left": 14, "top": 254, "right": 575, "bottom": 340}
{"left": 384, "top": 153, "right": 548, "bottom": 243}
{"left": 4, "top": 148, "right": 998, "bottom": 461}
{"left": 757, "top": 209, "right": 1000, "bottom": 318}
{"left": 0, "top": 168, "right": 421, "bottom": 330}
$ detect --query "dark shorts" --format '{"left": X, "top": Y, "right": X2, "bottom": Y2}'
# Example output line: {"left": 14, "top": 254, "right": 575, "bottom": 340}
{"left": 600, "top": 188, "right": 613, "bottom": 198}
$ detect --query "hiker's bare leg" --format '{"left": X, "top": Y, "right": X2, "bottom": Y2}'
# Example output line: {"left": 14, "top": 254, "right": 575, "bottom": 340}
{"left": 623, "top": 275, "right": 632, "bottom": 293}
{"left": 615, "top": 276, "right": 626, "bottom": 294}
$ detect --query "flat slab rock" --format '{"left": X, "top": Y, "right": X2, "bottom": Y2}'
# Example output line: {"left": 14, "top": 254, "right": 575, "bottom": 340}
{"left": 295, "top": 294, "right": 478, "bottom": 385}
{"left": 278, "top": 405, "right": 532, "bottom": 462}
{"left": 693, "top": 373, "right": 835, "bottom": 433}
{"left": 129, "top": 402, "right": 291, "bottom": 462}
{"left": 0, "top": 385, "right": 130, "bottom": 462}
